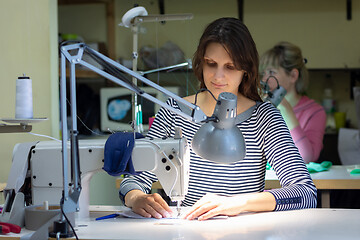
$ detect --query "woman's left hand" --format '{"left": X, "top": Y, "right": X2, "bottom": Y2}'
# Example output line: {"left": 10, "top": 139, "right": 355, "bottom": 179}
{"left": 277, "top": 98, "right": 299, "bottom": 130}
{"left": 181, "top": 193, "right": 246, "bottom": 221}
{"left": 277, "top": 97, "right": 292, "bottom": 114}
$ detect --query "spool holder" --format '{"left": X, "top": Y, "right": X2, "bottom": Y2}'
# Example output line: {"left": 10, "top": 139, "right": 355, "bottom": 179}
{"left": 0, "top": 123, "right": 32, "bottom": 133}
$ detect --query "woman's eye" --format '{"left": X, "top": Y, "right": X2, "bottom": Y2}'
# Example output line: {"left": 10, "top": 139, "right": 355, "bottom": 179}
{"left": 206, "top": 61, "right": 216, "bottom": 67}
{"left": 226, "top": 65, "right": 235, "bottom": 70}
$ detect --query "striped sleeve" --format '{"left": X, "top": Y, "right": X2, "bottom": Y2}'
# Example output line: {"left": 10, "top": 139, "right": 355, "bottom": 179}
{"left": 262, "top": 104, "right": 317, "bottom": 210}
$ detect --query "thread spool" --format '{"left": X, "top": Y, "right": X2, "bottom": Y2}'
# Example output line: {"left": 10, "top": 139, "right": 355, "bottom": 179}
{"left": 120, "top": 6, "right": 148, "bottom": 28}
{"left": 15, "top": 74, "right": 33, "bottom": 119}
{"left": 43, "top": 200, "right": 49, "bottom": 211}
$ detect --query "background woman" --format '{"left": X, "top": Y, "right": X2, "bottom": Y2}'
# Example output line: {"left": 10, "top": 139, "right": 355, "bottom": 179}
{"left": 260, "top": 42, "right": 326, "bottom": 163}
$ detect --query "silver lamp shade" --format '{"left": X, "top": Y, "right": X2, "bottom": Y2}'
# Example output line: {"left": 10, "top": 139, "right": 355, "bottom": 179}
{"left": 192, "top": 92, "right": 246, "bottom": 163}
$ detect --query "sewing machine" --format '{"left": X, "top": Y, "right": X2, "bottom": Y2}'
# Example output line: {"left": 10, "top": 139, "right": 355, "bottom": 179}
{"left": 2, "top": 131, "right": 189, "bottom": 221}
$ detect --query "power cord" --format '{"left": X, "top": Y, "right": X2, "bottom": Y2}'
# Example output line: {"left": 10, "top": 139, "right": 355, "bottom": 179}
{"left": 28, "top": 132, "right": 61, "bottom": 142}
{"left": 60, "top": 197, "right": 79, "bottom": 240}
{"left": 194, "top": 88, "right": 218, "bottom": 123}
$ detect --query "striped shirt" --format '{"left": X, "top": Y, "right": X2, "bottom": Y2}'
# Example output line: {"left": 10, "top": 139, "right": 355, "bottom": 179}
{"left": 120, "top": 99, "right": 317, "bottom": 211}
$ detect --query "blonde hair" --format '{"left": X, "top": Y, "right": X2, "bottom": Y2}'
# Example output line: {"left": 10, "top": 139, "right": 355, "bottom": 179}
{"left": 260, "top": 41, "right": 309, "bottom": 94}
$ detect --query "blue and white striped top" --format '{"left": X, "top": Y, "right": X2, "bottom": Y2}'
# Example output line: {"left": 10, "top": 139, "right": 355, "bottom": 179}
{"left": 120, "top": 99, "right": 317, "bottom": 211}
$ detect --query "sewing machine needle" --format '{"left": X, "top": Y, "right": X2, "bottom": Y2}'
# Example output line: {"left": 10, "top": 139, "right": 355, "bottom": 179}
{"left": 177, "top": 201, "right": 181, "bottom": 217}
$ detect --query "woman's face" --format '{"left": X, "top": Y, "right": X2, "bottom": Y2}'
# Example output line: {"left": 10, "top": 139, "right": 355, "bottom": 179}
{"left": 261, "top": 67, "right": 292, "bottom": 92}
{"left": 202, "top": 42, "right": 246, "bottom": 99}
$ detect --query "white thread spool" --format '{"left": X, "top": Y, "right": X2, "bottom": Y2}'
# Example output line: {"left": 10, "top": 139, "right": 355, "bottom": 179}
{"left": 43, "top": 200, "right": 49, "bottom": 211}
{"left": 15, "top": 74, "right": 33, "bottom": 119}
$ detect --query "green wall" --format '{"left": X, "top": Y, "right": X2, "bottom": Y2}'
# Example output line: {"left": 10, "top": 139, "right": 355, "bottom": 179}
{"left": 58, "top": 0, "right": 360, "bottom": 69}
{"left": 245, "top": 0, "right": 360, "bottom": 69}
{"left": 0, "top": 0, "right": 59, "bottom": 185}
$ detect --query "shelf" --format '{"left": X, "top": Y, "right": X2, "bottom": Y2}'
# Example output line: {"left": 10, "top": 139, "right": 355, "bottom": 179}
{"left": 58, "top": 0, "right": 116, "bottom": 85}
{"left": 58, "top": 0, "right": 115, "bottom": 59}
{"left": 0, "top": 124, "right": 32, "bottom": 133}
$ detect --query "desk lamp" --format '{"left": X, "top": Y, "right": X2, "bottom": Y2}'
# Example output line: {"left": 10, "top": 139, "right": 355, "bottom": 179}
{"left": 261, "top": 76, "right": 287, "bottom": 107}
{"left": 55, "top": 43, "right": 246, "bottom": 238}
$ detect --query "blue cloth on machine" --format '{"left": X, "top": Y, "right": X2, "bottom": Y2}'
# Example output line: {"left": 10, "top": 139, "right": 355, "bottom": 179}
{"left": 103, "top": 132, "right": 144, "bottom": 176}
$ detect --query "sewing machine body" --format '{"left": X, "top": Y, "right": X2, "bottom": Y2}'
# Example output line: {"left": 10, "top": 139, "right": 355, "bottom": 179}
{"left": 4, "top": 137, "right": 189, "bottom": 218}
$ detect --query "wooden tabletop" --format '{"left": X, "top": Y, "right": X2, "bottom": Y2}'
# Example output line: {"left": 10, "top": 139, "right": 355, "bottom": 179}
{"left": 265, "top": 165, "right": 360, "bottom": 190}
{"left": 116, "top": 165, "right": 360, "bottom": 190}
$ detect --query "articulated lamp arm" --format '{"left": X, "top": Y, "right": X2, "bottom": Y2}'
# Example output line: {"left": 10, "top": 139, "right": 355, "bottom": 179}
{"left": 60, "top": 43, "right": 208, "bottom": 123}
{"left": 58, "top": 43, "right": 245, "bottom": 222}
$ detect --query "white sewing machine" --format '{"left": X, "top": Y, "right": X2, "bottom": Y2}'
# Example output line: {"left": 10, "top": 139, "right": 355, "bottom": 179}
{"left": 2, "top": 133, "right": 189, "bottom": 221}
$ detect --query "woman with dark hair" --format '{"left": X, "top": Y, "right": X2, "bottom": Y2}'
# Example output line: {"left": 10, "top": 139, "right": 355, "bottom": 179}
{"left": 120, "top": 18, "right": 317, "bottom": 221}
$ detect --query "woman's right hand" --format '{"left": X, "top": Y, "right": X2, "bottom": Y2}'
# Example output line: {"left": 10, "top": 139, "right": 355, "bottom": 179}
{"left": 124, "top": 189, "right": 173, "bottom": 219}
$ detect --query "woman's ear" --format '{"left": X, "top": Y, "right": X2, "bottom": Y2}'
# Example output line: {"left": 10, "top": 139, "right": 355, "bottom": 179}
{"left": 290, "top": 69, "right": 299, "bottom": 83}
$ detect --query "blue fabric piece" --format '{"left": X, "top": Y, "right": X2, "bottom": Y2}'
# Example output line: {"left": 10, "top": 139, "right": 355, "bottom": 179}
{"left": 103, "top": 132, "right": 144, "bottom": 176}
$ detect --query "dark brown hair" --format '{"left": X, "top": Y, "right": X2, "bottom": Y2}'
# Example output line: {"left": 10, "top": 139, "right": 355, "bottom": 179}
{"left": 192, "top": 17, "right": 261, "bottom": 101}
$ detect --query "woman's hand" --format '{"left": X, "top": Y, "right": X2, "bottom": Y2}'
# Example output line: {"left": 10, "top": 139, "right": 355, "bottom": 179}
{"left": 182, "top": 193, "right": 246, "bottom": 221}
{"left": 277, "top": 98, "right": 299, "bottom": 130}
{"left": 277, "top": 97, "right": 292, "bottom": 113}
{"left": 124, "top": 190, "right": 173, "bottom": 219}
{"left": 182, "top": 192, "right": 276, "bottom": 221}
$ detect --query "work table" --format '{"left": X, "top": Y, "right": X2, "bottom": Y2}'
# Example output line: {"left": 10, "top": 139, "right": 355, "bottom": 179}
{"left": 1, "top": 206, "right": 360, "bottom": 239}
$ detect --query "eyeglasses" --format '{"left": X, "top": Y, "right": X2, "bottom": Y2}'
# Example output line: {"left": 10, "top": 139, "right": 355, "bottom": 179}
{"left": 260, "top": 69, "right": 278, "bottom": 78}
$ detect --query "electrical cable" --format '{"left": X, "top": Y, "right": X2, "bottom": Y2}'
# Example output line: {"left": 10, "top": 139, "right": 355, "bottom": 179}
{"left": 264, "top": 75, "right": 280, "bottom": 98}
{"left": 75, "top": 113, "right": 105, "bottom": 136}
{"left": 193, "top": 88, "right": 218, "bottom": 122}
{"left": 58, "top": 79, "right": 107, "bottom": 136}
{"left": 28, "top": 132, "right": 61, "bottom": 142}
{"left": 83, "top": 45, "right": 144, "bottom": 94}
{"left": 194, "top": 88, "right": 217, "bottom": 105}
{"left": 60, "top": 196, "right": 79, "bottom": 240}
